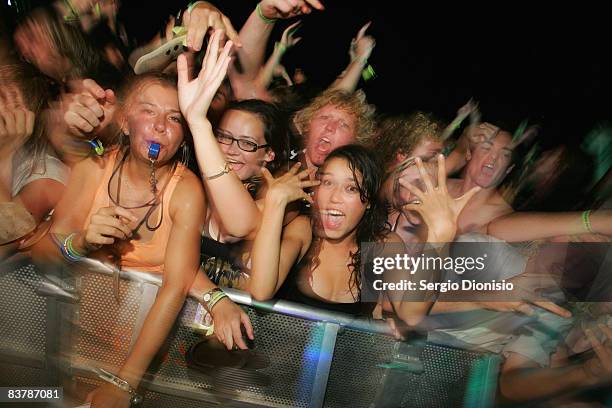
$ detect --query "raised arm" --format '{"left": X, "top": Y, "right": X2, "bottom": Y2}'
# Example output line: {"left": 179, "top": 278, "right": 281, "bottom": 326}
{"left": 177, "top": 30, "right": 259, "bottom": 238}
{"left": 230, "top": 0, "right": 323, "bottom": 99}
{"left": 330, "top": 22, "right": 375, "bottom": 93}
{"left": 254, "top": 21, "right": 302, "bottom": 91}
{"left": 248, "top": 163, "right": 318, "bottom": 300}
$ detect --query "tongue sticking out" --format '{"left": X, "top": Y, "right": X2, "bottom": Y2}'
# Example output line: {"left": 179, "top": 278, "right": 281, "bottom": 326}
{"left": 321, "top": 212, "right": 344, "bottom": 230}
{"left": 148, "top": 143, "right": 161, "bottom": 161}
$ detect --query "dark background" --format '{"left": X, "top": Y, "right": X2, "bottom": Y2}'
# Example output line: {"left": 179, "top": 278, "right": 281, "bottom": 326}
{"left": 119, "top": 2, "right": 611, "bottom": 147}
{"left": 4, "top": 1, "right": 611, "bottom": 147}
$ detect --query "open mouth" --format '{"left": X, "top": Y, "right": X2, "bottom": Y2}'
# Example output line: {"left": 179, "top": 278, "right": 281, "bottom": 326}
{"left": 226, "top": 158, "right": 244, "bottom": 170}
{"left": 315, "top": 138, "right": 332, "bottom": 154}
{"left": 320, "top": 209, "right": 345, "bottom": 229}
{"left": 481, "top": 163, "right": 495, "bottom": 176}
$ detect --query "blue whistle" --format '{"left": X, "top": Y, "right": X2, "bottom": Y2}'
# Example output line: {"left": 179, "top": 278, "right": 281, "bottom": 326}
{"left": 148, "top": 143, "right": 160, "bottom": 160}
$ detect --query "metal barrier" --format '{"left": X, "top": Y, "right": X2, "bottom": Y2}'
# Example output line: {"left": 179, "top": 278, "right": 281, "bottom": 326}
{"left": 0, "top": 257, "right": 499, "bottom": 407}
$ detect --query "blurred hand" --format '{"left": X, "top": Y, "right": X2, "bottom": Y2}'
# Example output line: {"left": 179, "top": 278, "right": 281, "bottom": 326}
{"left": 259, "top": 0, "right": 324, "bottom": 20}
{"left": 349, "top": 22, "right": 375, "bottom": 63}
{"left": 64, "top": 79, "right": 116, "bottom": 138}
{"left": 0, "top": 107, "right": 35, "bottom": 156}
{"left": 182, "top": 2, "right": 241, "bottom": 51}
{"left": 278, "top": 20, "right": 302, "bottom": 51}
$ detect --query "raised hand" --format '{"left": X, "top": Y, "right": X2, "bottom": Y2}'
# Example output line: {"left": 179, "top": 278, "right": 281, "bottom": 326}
{"left": 259, "top": 0, "right": 325, "bottom": 20}
{"left": 441, "top": 99, "right": 479, "bottom": 141}
{"left": 279, "top": 20, "right": 302, "bottom": 51}
{"left": 262, "top": 163, "right": 320, "bottom": 205}
{"left": 177, "top": 30, "right": 233, "bottom": 127}
{"left": 0, "top": 107, "right": 35, "bottom": 156}
{"left": 64, "top": 79, "right": 116, "bottom": 138}
{"left": 182, "top": 2, "right": 241, "bottom": 51}
{"left": 349, "top": 22, "right": 375, "bottom": 63}
{"left": 399, "top": 155, "right": 480, "bottom": 242}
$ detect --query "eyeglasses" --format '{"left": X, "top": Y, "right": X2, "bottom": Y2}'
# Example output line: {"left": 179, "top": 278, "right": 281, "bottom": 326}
{"left": 214, "top": 129, "right": 269, "bottom": 153}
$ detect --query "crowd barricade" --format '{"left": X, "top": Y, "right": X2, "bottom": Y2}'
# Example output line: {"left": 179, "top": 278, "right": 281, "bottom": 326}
{"left": 0, "top": 257, "right": 499, "bottom": 407}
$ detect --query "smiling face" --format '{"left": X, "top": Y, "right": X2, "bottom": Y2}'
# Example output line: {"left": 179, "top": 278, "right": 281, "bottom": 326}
{"left": 305, "top": 105, "right": 357, "bottom": 167}
{"left": 217, "top": 109, "right": 275, "bottom": 181}
{"left": 314, "top": 157, "right": 368, "bottom": 242}
{"left": 466, "top": 131, "right": 514, "bottom": 188}
{"left": 121, "top": 83, "right": 184, "bottom": 165}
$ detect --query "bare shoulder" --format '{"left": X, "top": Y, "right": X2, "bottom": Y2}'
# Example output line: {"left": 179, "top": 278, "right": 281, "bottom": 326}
{"left": 284, "top": 215, "right": 313, "bottom": 260}
{"left": 284, "top": 215, "right": 312, "bottom": 237}
{"left": 71, "top": 153, "right": 110, "bottom": 178}
{"left": 170, "top": 166, "right": 206, "bottom": 215}
{"left": 489, "top": 191, "right": 514, "bottom": 214}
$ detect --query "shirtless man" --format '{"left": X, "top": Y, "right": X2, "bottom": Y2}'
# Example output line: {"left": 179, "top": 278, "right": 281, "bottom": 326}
{"left": 446, "top": 125, "right": 515, "bottom": 233}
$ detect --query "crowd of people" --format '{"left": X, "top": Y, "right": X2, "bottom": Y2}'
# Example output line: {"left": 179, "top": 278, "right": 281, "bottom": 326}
{"left": 1, "top": 0, "right": 611, "bottom": 406}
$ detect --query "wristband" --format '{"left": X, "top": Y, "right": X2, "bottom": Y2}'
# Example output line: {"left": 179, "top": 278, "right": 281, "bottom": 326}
{"left": 361, "top": 64, "right": 376, "bottom": 81}
{"left": 582, "top": 210, "right": 594, "bottom": 234}
{"left": 202, "top": 287, "right": 228, "bottom": 313}
{"left": 256, "top": 2, "right": 277, "bottom": 24}
{"left": 274, "top": 41, "right": 287, "bottom": 54}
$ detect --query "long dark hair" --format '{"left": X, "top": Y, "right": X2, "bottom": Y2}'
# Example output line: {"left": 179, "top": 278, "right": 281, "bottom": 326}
{"left": 224, "top": 99, "right": 288, "bottom": 172}
{"left": 318, "top": 144, "right": 389, "bottom": 300}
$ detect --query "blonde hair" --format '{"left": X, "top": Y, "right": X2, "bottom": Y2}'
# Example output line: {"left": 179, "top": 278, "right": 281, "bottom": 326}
{"left": 373, "top": 111, "right": 445, "bottom": 169}
{"left": 293, "top": 89, "right": 376, "bottom": 145}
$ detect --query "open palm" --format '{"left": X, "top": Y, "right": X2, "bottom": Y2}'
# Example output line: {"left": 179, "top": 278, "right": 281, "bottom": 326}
{"left": 177, "top": 29, "right": 233, "bottom": 127}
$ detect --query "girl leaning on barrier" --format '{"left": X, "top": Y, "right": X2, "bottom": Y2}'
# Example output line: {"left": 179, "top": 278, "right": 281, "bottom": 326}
{"left": 32, "top": 31, "right": 252, "bottom": 408}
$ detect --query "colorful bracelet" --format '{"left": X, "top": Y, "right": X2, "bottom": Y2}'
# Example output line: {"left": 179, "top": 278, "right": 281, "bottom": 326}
{"left": 63, "top": 233, "right": 84, "bottom": 261}
{"left": 256, "top": 2, "right": 277, "bottom": 24}
{"left": 202, "top": 287, "right": 228, "bottom": 313}
{"left": 581, "top": 210, "right": 594, "bottom": 234}
{"left": 52, "top": 232, "right": 83, "bottom": 262}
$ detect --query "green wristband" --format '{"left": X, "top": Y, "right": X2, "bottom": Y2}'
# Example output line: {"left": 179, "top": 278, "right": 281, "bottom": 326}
{"left": 256, "top": 2, "right": 277, "bottom": 24}
{"left": 582, "top": 210, "right": 594, "bottom": 233}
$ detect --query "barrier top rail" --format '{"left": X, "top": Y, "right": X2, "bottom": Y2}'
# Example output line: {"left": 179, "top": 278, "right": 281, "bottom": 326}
{"left": 77, "top": 257, "right": 393, "bottom": 336}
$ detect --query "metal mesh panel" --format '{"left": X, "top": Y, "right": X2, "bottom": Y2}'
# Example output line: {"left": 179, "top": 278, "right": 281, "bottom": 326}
{"left": 142, "top": 390, "right": 222, "bottom": 408}
{"left": 324, "top": 329, "right": 396, "bottom": 408}
{"left": 325, "top": 330, "right": 487, "bottom": 408}
{"left": 0, "top": 362, "right": 48, "bottom": 387}
{"left": 72, "top": 270, "right": 142, "bottom": 370}
{"left": 0, "top": 263, "right": 46, "bottom": 359}
{"left": 397, "top": 343, "right": 484, "bottom": 407}
{"left": 149, "top": 299, "right": 323, "bottom": 408}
